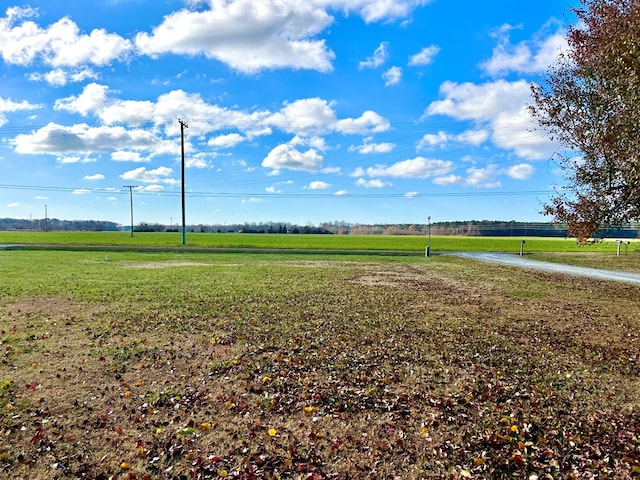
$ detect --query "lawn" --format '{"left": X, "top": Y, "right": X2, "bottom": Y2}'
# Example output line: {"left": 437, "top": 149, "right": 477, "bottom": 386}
{"left": 0, "top": 249, "right": 639, "bottom": 479}
{"left": 0, "top": 230, "right": 637, "bottom": 254}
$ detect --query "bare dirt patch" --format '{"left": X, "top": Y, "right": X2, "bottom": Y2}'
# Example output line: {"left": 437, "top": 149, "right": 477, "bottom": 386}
{"left": 120, "top": 260, "right": 213, "bottom": 269}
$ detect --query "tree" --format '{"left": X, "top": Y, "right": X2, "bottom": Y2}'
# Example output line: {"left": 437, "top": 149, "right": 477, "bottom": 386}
{"left": 530, "top": 0, "right": 640, "bottom": 239}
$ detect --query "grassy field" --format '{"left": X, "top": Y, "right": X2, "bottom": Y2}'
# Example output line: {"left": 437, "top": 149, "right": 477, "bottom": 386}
{"left": 0, "top": 230, "right": 637, "bottom": 254}
{"left": 0, "top": 248, "right": 639, "bottom": 479}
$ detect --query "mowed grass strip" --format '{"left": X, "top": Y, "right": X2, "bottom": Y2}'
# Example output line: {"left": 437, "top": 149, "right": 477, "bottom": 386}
{"left": 0, "top": 250, "right": 639, "bottom": 479}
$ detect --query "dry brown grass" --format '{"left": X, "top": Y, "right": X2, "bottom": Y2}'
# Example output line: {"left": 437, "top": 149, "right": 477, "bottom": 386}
{"left": 1, "top": 256, "right": 639, "bottom": 479}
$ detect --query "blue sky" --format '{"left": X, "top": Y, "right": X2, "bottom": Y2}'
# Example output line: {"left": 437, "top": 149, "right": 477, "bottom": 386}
{"left": 0, "top": 0, "right": 577, "bottom": 227}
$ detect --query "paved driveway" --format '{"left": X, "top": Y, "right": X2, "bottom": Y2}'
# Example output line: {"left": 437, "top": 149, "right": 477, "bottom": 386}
{"left": 450, "top": 252, "right": 640, "bottom": 286}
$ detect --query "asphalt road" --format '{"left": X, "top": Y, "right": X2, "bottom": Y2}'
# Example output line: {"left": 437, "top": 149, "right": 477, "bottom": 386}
{"left": 450, "top": 252, "right": 640, "bottom": 286}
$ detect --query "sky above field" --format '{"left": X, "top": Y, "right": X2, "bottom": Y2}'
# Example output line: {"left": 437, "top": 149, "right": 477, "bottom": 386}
{"left": 0, "top": 0, "right": 578, "bottom": 227}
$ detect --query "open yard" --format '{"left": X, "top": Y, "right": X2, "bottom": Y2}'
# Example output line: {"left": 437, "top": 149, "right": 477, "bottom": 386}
{"left": 1, "top": 247, "right": 639, "bottom": 479}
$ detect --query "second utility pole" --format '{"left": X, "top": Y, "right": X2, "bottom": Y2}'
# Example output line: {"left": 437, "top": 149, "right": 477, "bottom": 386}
{"left": 179, "top": 119, "right": 188, "bottom": 245}
{"left": 123, "top": 185, "right": 139, "bottom": 237}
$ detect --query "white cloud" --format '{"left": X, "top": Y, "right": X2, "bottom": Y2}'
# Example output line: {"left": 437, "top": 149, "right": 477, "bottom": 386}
{"left": 0, "top": 96, "right": 41, "bottom": 127}
{"left": 366, "top": 156, "right": 453, "bottom": 178}
{"left": 359, "top": 41, "right": 389, "bottom": 69}
{"left": 83, "top": 173, "right": 105, "bottom": 181}
{"left": 383, "top": 66, "right": 402, "bottom": 86}
{"left": 456, "top": 129, "right": 490, "bottom": 146}
{"left": 306, "top": 180, "right": 330, "bottom": 190}
{"left": 465, "top": 165, "right": 501, "bottom": 188}
{"left": 208, "top": 133, "right": 245, "bottom": 148}
{"left": 328, "top": 0, "right": 433, "bottom": 23}
{"left": 267, "top": 98, "right": 390, "bottom": 136}
{"left": 135, "top": 1, "right": 334, "bottom": 74}
{"left": 507, "top": 163, "right": 534, "bottom": 180}
{"left": 55, "top": 83, "right": 109, "bottom": 116}
{"left": 350, "top": 166, "right": 366, "bottom": 177}
{"left": 48, "top": 86, "right": 390, "bottom": 150}
{"left": 334, "top": 189, "right": 348, "bottom": 196}
{"left": 13, "top": 122, "right": 179, "bottom": 156}
{"left": 480, "top": 21, "right": 567, "bottom": 76}
{"left": 0, "top": 8, "right": 132, "bottom": 67}
{"left": 426, "top": 80, "right": 557, "bottom": 159}
{"left": 356, "top": 178, "right": 391, "bottom": 188}
{"left": 142, "top": 185, "right": 164, "bottom": 192}
{"left": 134, "top": 1, "right": 428, "bottom": 73}
{"left": 29, "top": 67, "right": 98, "bottom": 86}
{"left": 120, "top": 166, "right": 176, "bottom": 184}
{"left": 434, "top": 165, "right": 501, "bottom": 188}
{"left": 433, "top": 174, "right": 463, "bottom": 186}
{"left": 7, "top": 202, "right": 19, "bottom": 208}
{"left": 186, "top": 154, "right": 210, "bottom": 169}
{"left": 111, "top": 151, "right": 148, "bottom": 163}
{"left": 418, "top": 129, "right": 489, "bottom": 150}
{"left": 351, "top": 140, "right": 395, "bottom": 154}
{"left": 262, "top": 144, "right": 324, "bottom": 172}
{"left": 404, "top": 191, "right": 419, "bottom": 198}
{"left": 57, "top": 155, "right": 94, "bottom": 164}
{"left": 72, "top": 189, "right": 92, "bottom": 195}
{"left": 408, "top": 45, "right": 440, "bottom": 66}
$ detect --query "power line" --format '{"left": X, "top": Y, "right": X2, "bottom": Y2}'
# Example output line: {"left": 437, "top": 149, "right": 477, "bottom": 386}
{"left": 0, "top": 183, "right": 554, "bottom": 199}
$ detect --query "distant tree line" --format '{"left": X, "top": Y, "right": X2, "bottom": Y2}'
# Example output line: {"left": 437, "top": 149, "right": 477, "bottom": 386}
{"left": 2, "top": 218, "right": 638, "bottom": 238}
{"left": 130, "top": 220, "right": 640, "bottom": 238}
{"left": 0, "top": 218, "right": 120, "bottom": 231}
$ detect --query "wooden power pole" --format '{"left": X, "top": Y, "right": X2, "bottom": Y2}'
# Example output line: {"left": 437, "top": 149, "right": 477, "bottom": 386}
{"left": 179, "top": 119, "right": 188, "bottom": 245}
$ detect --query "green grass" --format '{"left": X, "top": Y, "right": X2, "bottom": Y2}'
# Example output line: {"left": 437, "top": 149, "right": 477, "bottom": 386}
{"left": 0, "top": 230, "right": 637, "bottom": 254}
{"left": 0, "top": 249, "right": 639, "bottom": 478}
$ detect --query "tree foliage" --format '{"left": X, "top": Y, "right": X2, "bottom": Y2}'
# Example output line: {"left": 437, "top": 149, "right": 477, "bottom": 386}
{"left": 530, "top": 0, "right": 640, "bottom": 239}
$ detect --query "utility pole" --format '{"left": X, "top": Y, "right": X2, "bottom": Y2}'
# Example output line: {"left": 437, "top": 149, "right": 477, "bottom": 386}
{"left": 179, "top": 119, "right": 188, "bottom": 245}
{"left": 123, "top": 185, "right": 139, "bottom": 237}
{"left": 426, "top": 215, "right": 431, "bottom": 257}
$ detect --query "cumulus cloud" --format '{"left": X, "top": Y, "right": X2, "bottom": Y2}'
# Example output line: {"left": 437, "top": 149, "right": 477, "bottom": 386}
{"left": 383, "top": 66, "right": 402, "bottom": 86}
{"left": 262, "top": 144, "right": 324, "bottom": 172}
{"left": 135, "top": 1, "right": 335, "bottom": 74}
{"left": 426, "top": 79, "right": 557, "bottom": 159}
{"left": 208, "top": 133, "right": 245, "bottom": 148}
{"left": 350, "top": 140, "right": 395, "bottom": 154}
{"left": 13, "top": 122, "right": 179, "bottom": 156}
{"left": 355, "top": 178, "right": 391, "bottom": 188}
{"left": 359, "top": 42, "right": 389, "bottom": 69}
{"left": 408, "top": 45, "right": 440, "bottom": 66}
{"left": 306, "top": 180, "right": 330, "bottom": 190}
{"left": 434, "top": 164, "right": 501, "bottom": 188}
{"left": 83, "top": 173, "right": 105, "bottom": 181}
{"left": 0, "top": 7, "right": 132, "bottom": 67}
{"left": 72, "top": 189, "right": 92, "bottom": 195}
{"left": 507, "top": 163, "right": 534, "bottom": 180}
{"left": 418, "top": 129, "right": 489, "bottom": 150}
{"left": 134, "top": 1, "right": 429, "bottom": 73}
{"left": 120, "top": 166, "right": 177, "bottom": 185}
{"left": 0, "top": 96, "right": 41, "bottom": 127}
{"left": 267, "top": 98, "right": 390, "bottom": 136}
{"left": 29, "top": 67, "right": 98, "bottom": 86}
{"left": 52, "top": 86, "right": 389, "bottom": 144}
{"left": 480, "top": 21, "right": 567, "bottom": 76}
{"left": 111, "top": 151, "right": 148, "bottom": 163}
{"left": 366, "top": 157, "right": 453, "bottom": 178}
